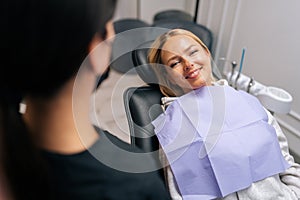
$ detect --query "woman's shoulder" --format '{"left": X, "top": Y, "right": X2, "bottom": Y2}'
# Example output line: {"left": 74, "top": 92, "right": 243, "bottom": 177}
{"left": 160, "top": 79, "right": 229, "bottom": 109}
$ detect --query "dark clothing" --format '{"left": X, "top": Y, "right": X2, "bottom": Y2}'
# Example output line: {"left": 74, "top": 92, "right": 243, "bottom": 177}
{"left": 43, "top": 128, "right": 171, "bottom": 200}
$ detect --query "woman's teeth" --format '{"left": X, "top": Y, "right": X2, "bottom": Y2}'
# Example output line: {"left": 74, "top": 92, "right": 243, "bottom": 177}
{"left": 185, "top": 67, "right": 202, "bottom": 79}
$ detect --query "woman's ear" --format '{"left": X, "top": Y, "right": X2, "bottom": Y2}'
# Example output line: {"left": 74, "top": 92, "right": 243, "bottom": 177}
{"left": 88, "top": 20, "right": 115, "bottom": 76}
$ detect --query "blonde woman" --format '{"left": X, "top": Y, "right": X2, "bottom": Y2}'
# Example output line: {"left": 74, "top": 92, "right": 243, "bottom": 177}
{"left": 148, "top": 29, "right": 300, "bottom": 200}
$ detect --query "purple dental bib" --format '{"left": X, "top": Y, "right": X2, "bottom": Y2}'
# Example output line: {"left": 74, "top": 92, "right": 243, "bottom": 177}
{"left": 152, "top": 85, "right": 289, "bottom": 200}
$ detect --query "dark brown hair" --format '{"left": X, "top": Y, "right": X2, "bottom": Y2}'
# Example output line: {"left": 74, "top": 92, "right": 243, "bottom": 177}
{"left": 0, "top": 0, "right": 117, "bottom": 198}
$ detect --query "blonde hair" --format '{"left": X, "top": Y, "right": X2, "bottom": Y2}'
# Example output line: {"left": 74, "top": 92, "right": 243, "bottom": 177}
{"left": 148, "top": 29, "right": 212, "bottom": 97}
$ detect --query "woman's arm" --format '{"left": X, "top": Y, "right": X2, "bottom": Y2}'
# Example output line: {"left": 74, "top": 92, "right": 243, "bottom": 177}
{"left": 267, "top": 110, "right": 300, "bottom": 198}
{"left": 159, "top": 148, "right": 182, "bottom": 200}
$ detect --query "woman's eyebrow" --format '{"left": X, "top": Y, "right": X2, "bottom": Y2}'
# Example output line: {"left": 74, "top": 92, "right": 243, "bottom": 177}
{"left": 167, "top": 44, "right": 196, "bottom": 64}
{"left": 183, "top": 45, "right": 196, "bottom": 53}
{"left": 165, "top": 45, "right": 197, "bottom": 65}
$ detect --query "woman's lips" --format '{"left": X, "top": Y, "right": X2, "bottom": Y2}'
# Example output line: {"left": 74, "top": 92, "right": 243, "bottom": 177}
{"left": 185, "top": 66, "right": 203, "bottom": 79}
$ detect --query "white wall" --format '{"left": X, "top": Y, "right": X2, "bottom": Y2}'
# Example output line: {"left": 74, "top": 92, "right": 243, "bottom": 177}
{"left": 114, "top": 0, "right": 196, "bottom": 24}
{"left": 113, "top": 0, "right": 138, "bottom": 20}
{"left": 113, "top": 0, "right": 300, "bottom": 159}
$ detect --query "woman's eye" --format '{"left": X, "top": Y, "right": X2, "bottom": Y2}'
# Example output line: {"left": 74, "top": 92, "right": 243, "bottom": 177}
{"left": 170, "top": 61, "right": 180, "bottom": 68}
{"left": 190, "top": 49, "right": 198, "bottom": 56}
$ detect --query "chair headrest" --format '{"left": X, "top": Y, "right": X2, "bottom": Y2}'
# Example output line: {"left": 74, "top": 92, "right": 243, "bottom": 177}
{"left": 153, "top": 20, "right": 213, "bottom": 51}
{"left": 153, "top": 9, "right": 193, "bottom": 23}
{"left": 113, "top": 18, "right": 150, "bottom": 34}
{"left": 110, "top": 19, "right": 150, "bottom": 74}
{"left": 131, "top": 40, "right": 158, "bottom": 85}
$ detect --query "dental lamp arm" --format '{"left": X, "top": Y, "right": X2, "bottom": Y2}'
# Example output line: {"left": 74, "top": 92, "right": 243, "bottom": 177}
{"left": 224, "top": 70, "right": 293, "bottom": 114}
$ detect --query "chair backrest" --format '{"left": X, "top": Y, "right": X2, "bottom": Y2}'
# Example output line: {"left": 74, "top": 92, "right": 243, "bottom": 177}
{"left": 121, "top": 31, "right": 165, "bottom": 152}
{"left": 131, "top": 40, "right": 158, "bottom": 85}
{"left": 110, "top": 18, "right": 150, "bottom": 74}
{"left": 153, "top": 9, "right": 193, "bottom": 23}
{"left": 123, "top": 86, "right": 163, "bottom": 152}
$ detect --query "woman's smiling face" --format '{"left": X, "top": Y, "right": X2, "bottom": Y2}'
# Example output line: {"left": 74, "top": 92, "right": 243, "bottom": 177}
{"left": 161, "top": 35, "right": 213, "bottom": 91}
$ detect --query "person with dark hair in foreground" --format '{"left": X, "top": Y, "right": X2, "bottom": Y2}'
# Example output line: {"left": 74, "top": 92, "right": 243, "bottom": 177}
{"left": 0, "top": 1, "right": 171, "bottom": 199}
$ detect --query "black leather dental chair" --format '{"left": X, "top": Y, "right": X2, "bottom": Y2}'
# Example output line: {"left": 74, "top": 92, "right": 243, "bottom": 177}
{"left": 109, "top": 18, "right": 150, "bottom": 74}
{"left": 123, "top": 22, "right": 214, "bottom": 153}
{"left": 123, "top": 40, "right": 163, "bottom": 153}
{"left": 153, "top": 9, "right": 193, "bottom": 23}
{"left": 96, "top": 18, "right": 150, "bottom": 88}
{"left": 123, "top": 22, "right": 215, "bottom": 183}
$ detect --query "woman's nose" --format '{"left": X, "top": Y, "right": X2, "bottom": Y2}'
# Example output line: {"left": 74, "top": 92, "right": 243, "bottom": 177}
{"left": 183, "top": 58, "right": 193, "bottom": 71}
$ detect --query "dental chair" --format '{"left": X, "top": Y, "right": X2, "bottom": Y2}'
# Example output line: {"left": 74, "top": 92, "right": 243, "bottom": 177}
{"left": 123, "top": 40, "right": 166, "bottom": 181}
{"left": 122, "top": 22, "right": 215, "bottom": 183}
{"left": 123, "top": 23, "right": 214, "bottom": 153}
{"left": 96, "top": 18, "right": 150, "bottom": 88}
{"left": 153, "top": 9, "right": 193, "bottom": 23}
{"left": 123, "top": 40, "right": 163, "bottom": 153}
{"left": 109, "top": 18, "right": 150, "bottom": 74}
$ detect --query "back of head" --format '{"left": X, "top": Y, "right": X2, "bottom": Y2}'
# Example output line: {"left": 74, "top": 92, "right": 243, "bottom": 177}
{"left": 1, "top": 0, "right": 116, "bottom": 97}
{"left": 0, "top": 0, "right": 116, "bottom": 199}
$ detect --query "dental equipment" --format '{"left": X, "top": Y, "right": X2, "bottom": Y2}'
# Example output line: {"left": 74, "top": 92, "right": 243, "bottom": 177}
{"left": 247, "top": 77, "right": 254, "bottom": 93}
{"left": 234, "top": 48, "right": 246, "bottom": 89}
{"left": 230, "top": 61, "right": 237, "bottom": 86}
{"left": 223, "top": 66, "right": 292, "bottom": 114}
